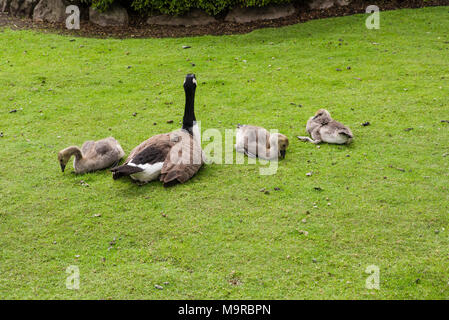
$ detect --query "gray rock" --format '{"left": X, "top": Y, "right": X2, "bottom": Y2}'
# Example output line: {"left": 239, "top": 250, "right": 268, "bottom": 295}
{"left": 89, "top": 4, "right": 128, "bottom": 27}
{"left": 309, "top": 0, "right": 334, "bottom": 9}
{"left": 309, "top": 0, "right": 350, "bottom": 10}
{"left": 33, "top": 0, "right": 68, "bottom": 23}
{"left": 2, "top": 0, "right": 39, "bottom": 17}
{"left": 338, "top": 0, "right": 350, "bottom": 6}
{"left": 0, "top": 0, "right": 8, "bottom": 12}
{"left": 225, "top": 4, "right": 295, "bottom": 23}
{"left": 147, "top": 9, "right": 217, "bottom": 27}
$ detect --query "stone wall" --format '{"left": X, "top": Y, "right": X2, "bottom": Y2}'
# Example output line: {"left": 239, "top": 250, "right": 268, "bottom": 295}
{"left": 1, "top": 0, "right": 39, "bottom": 17}
{"left": 1, "top": 0, "right": 353, "bottom": 27}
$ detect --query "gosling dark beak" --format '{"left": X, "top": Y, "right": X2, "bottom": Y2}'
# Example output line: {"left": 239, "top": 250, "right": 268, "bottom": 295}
{"left": 280, "top": 150, "right": 286, "bottom": 159}
{"left": 60, "top": 164, "right": 66, "bottom": 172}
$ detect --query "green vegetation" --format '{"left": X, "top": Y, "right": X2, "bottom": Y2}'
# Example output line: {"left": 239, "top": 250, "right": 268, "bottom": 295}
{"left": 0, "top": 7, "right": 448, "bottom": 299}
{"left": 83, "top": 0, "right": 299, "bottom": 15}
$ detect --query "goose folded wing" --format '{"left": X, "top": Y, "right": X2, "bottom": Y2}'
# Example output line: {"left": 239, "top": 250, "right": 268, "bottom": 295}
{"left": 124, "top": 134, "right": 172, "bottom": 164}
{"left": 333, "top": 120, "right": 353, "bottom": 138}
{"left": 110, "top": 134, "right": 175, "bottom": 178}
{"left": 94, "top": 141, "right": 113, "bottom": 155}
{"left": 160, "top": 132, "right": 203, "bottom": 186}
{"left": 130, "top": 143, "right": 171, "bottom": 166}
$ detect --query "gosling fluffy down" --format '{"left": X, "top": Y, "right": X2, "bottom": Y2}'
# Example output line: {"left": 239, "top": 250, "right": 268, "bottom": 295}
{"left": 58, "top": 137, "right": 125, "bottom": 174}
{"left": 298, "top": 109, "right": 353, "bottom": 144}
{"left": 235, "top": 125, "right": 289, "bottom": 160}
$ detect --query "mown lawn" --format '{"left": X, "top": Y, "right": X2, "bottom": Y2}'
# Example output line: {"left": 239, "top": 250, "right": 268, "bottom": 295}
{"left": 0, "top": 7, "right": 448, "bottom": 299}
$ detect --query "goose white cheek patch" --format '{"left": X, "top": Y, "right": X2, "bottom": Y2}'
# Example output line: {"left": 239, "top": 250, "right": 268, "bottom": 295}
{"left": 184, "top": 78, "right": 197, "bottom": 85}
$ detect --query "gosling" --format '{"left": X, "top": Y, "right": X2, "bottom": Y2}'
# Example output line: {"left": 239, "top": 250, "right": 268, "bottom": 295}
{"left": 235, "top": 125, "right": 289, "bottom": 160}
{"left": 58, "top": 137, "right": 125, "bottom": 174}
{"left": 297, "top": 109, "right": 353, "bottom": 144}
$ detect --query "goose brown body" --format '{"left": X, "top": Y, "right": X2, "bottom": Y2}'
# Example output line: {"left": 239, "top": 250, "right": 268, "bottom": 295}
{"left": 110, "top": 74, "right": 203, "bottom": 187}
{"left": 111, "top": 130, "right": 203, "bottom": 186}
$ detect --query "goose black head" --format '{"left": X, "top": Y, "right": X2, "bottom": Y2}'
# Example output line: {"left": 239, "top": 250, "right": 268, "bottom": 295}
{"left": 183, "top": 74, "right": 197, "bottom": 91}
{"left": 182, "top": 74, "right": 197, "bottom": 134}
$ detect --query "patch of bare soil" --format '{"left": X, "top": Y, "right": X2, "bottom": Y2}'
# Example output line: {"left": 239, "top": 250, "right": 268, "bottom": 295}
{"left": 0, "top": 0, "right": 448, "bottom": 38}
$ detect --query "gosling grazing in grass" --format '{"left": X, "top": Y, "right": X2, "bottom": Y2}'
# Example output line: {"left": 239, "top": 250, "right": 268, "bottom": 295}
{"left": 110, "top": 74, "right": 204, "bottom": 187}
{"left": 297, "top": 109, "right": 353, "bottom": 144}
{"left": 235, "top": 125, "right": 289, "bottom": 160}
{"left": 58, "top": 137, "right": 125, "bottom": 174}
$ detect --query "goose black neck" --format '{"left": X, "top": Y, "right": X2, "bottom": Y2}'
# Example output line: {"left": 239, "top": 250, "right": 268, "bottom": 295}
{"left": 182, "top": 86, "right": 196, "bottom": 132}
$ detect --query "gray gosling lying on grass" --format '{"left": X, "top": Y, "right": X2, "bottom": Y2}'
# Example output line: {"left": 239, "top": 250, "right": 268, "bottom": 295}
{"left": 58, "top": 137, "right": 125, "bottom": 174}
{"left": 235, "top": 125, "right": 289, "bottom": 160}
{"left": 297, "top": 109, "right": 353, "bottom": 145}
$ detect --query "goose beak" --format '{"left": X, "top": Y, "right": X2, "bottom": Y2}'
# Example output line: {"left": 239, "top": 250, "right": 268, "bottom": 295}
{"left": 60, "top": 164, "right": 66, "bottom": 172}
{"left": 280, "top": 150, "right": 286, "bottom": 159}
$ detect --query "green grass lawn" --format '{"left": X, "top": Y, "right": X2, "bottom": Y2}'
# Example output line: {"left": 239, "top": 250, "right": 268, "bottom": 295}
{"left": 0, "top": 7, "right": 448, "bottom": 299}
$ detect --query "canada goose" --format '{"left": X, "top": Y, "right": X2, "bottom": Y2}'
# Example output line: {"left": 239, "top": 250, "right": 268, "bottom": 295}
{"left": 110, "top": 74, "right": 204, "bottom": 186}
{"left": 235, "top": 125, "right": 289, "bottom": 160}
{"left": 58, "top": 137, "right": 125, "bottom": 174}
{"left": 297, "top": 109, "right": 353, "bottom": 144}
